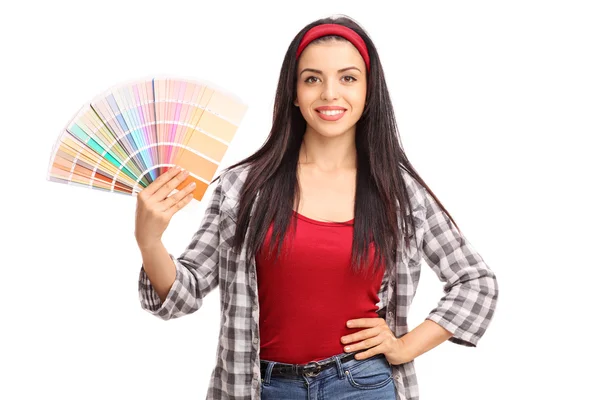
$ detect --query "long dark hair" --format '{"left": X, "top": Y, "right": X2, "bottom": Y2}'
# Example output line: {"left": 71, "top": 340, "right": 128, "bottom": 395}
{"left": 218, "top": 15, "right": 460, "bottom": 276}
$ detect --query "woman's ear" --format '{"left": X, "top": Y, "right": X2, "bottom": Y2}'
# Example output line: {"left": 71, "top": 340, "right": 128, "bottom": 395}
{"left": 293, "top": 98, "right": 299, "bottom": 107}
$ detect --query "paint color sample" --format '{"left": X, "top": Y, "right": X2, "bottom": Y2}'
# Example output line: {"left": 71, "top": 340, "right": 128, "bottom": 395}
{"left": 47, "top": 77, "right": 247, "bottom": 202}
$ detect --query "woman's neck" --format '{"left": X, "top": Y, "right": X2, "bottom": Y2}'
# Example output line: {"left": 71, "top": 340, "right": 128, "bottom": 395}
{"left": 299, "top": 131, "right": 357, "bottom": 172}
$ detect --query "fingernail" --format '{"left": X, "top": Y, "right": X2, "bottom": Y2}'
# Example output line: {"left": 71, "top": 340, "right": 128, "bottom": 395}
{"left": 345, "top": 346, "right": 351, "bottom": 352}
{"left": 190, "top": 182, "right": 196, "bottom": 187}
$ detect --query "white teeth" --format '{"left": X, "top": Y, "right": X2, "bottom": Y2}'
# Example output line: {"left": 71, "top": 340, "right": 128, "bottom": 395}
{"left": 319, "top": 109, "right": 345, "bottom": 116}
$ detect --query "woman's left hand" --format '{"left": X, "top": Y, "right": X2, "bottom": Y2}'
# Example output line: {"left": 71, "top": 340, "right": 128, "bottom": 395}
{"left": 341, "top": 318, "right": 412, "bottom": 366}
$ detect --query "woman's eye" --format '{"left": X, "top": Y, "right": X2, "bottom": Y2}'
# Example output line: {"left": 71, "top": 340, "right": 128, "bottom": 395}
{"left": 303, "top": 76, "right": 356, "bottom": 83}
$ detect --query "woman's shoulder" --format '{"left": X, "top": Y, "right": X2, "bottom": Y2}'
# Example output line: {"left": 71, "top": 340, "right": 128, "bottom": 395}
{"left": 399, "top": 166, "right": 428, "bottom": 212}
{"left": 215, "top": 163, "right": 252, "bottom": 201}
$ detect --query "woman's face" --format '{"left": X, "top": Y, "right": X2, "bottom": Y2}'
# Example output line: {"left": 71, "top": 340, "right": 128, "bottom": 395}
{"left": 295, "top": 39, "right": 367, "bottom": 139}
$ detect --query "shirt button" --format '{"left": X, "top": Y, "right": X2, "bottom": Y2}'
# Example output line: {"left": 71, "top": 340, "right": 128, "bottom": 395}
{"left": 253, "top": 338, "right": 259, "bottom": 345}
{"left": 388, "top": 311, "right": 394, "bottom": 318}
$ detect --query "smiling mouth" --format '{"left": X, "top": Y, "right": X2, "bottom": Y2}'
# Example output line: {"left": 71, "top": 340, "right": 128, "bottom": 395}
{"left": 317, "top": 109, "right": 346, "bottom": 116}
{"left": 315, "top": 108, "right": 347, "bottom": 122}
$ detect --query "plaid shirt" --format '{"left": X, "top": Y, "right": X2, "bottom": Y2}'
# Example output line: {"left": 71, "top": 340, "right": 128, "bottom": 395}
{"left": 138, "top": 164, "right": 499, "bottom": 400}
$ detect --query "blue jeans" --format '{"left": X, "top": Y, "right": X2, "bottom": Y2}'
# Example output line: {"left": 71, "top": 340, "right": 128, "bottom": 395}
{"left": 260, "top": 352, "right": 396, "bottom": 399}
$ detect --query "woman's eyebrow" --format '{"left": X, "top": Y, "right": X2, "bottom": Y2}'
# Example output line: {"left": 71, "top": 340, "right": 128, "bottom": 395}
{"left": 299, "top": 66, "right": 362, "bottom": 75}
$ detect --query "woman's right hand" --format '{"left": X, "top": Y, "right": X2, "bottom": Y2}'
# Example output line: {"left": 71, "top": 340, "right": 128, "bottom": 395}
{"left": 134, "top": 167, "right": 196, "bottom": 249}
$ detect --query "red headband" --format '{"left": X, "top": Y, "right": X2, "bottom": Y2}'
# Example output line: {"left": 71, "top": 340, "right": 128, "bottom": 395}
{"left": 296, "top": 24, "right": 371, "bottom": 72}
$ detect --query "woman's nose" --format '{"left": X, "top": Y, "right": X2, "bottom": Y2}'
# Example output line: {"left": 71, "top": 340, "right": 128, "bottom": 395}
{"left": 320, "top": 80, "right": 339, "bottom": 101}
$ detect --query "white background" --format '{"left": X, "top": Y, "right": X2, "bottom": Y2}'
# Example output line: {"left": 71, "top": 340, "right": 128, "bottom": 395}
{"left": 1, "top": 1, "right": 598, "bottom": 399}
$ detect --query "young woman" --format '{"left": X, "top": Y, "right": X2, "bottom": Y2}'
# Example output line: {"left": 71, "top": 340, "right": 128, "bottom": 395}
{"left": 135, "top": 15, "right": 499, "bottom": 400}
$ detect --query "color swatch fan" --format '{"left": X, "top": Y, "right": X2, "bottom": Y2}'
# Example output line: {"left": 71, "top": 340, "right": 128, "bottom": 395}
{"left": 47, "top": 77, "right": 247, "bottom": 201}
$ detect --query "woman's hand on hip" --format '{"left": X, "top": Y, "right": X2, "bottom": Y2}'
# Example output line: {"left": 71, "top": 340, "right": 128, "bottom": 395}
{"left": 341, "top": 318, "right": 412, "bottom": 366}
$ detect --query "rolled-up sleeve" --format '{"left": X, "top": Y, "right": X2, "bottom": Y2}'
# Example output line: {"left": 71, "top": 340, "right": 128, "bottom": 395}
{"left": 420, "top": 184, "right": 499, "bottom": 347}
{"left": 138, "top": 178, "right": 223, "bottom": 321}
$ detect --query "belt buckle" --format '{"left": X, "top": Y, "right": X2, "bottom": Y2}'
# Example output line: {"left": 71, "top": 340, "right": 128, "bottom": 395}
{"left": 302, "top": 361, "right": 322, "bottom": 377}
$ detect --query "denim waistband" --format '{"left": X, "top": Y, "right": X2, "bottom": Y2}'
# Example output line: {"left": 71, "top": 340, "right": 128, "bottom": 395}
{"left": 260, "top": 352, "right": 389, "bottom": 383}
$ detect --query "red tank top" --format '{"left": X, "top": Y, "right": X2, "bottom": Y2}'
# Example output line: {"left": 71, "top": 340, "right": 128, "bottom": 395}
{"left": 255, "top": 210, "right": 385, "bottom": 364}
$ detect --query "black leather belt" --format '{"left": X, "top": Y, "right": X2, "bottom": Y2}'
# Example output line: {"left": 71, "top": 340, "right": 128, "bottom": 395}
{"left": 260, "top": 352, "right": 360, "bottom": 378}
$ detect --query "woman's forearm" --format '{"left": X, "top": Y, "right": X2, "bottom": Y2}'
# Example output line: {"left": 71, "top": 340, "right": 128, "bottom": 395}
{"left": 398, "top": 319, "right": 453, "bottom": 363}
{"left": 139, "top": 240, "right": 177, "bottom": 303}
